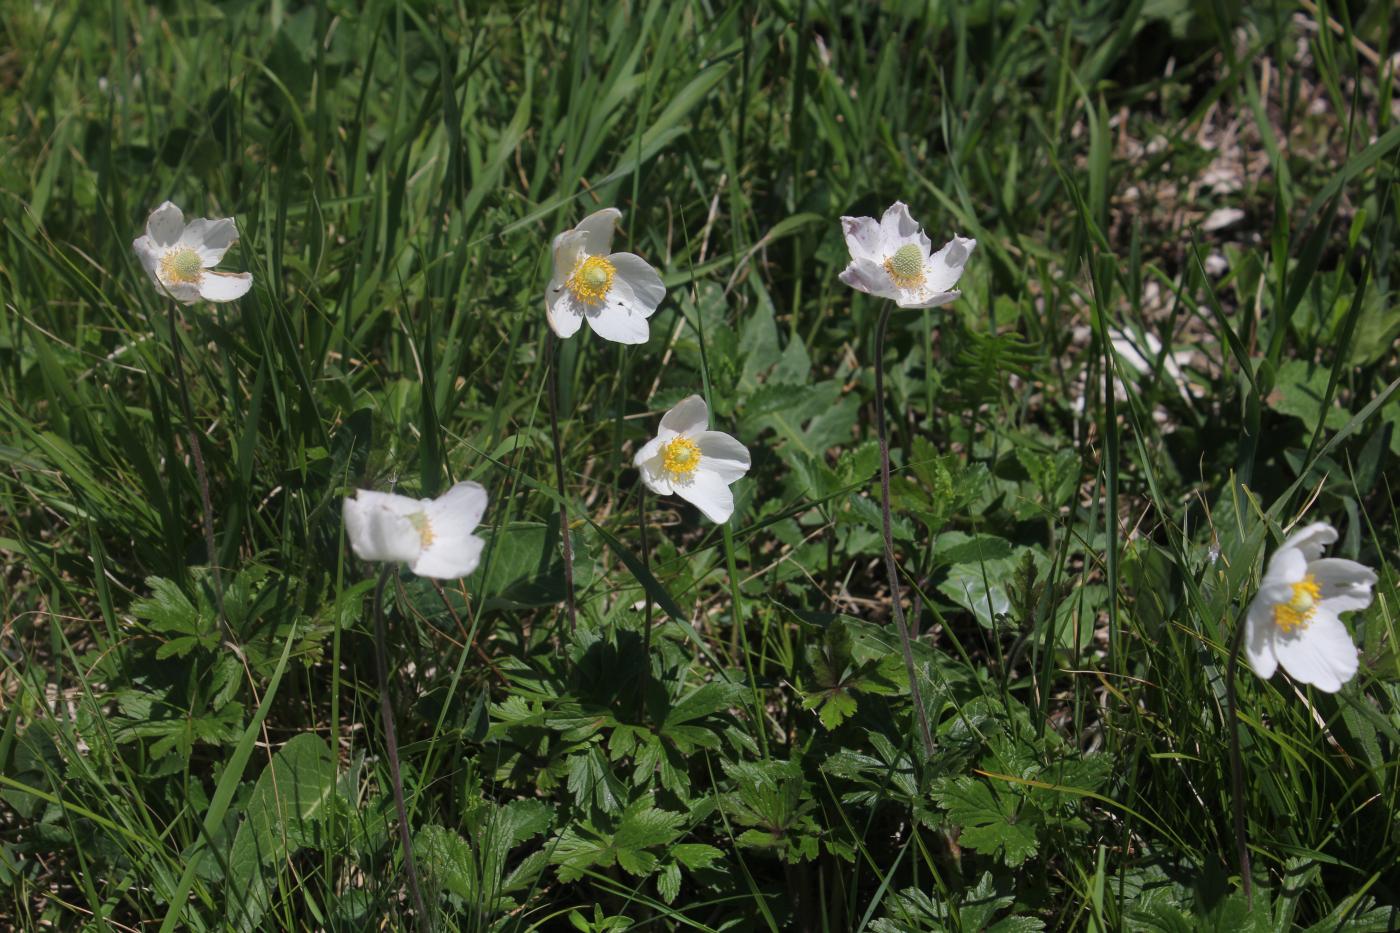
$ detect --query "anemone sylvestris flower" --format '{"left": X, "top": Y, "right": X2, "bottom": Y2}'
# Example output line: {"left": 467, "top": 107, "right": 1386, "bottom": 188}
{"left": 839, "top": 201, "right": 975, "bottom": 308}
{"left": 1245, "top": 522, "right": 1376, "bottom": 693}
{"left": 132, "top": 201, "right": 252, "bottom": 304}
{"left": 545, "top": 207, "right": 666, "bottom": 344}
{"left": 343, "top": 482, "right": 488, "bottom": 580}
{"left": 634, "top": 395, "right": 750, "bottom": 523}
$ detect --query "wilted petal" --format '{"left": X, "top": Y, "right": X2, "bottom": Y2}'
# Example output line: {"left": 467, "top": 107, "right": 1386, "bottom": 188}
{"left": 839, "top": 258, "right": 897, "bottom": 300}
{"left": 841, "top": 214, "right": 886, "bottom": 264}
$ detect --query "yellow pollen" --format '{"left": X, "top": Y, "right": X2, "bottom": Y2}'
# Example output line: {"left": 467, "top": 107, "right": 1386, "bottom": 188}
{"left": 566, "top": 255, "right": 616, "bottom": 305}
{"left": 661, "top": 436, "right": 701, "bottom": 479}
{"left": 1273, "top": 575, "right": 1321, "bottom": 633}
{"left": 407, "top": 512, "right": 435, "bottom": 549}
{"left": 883, "top": 243, "right": 925, "bottom": 289}
{"left": 159, "top": 247, "right": 204, "bottom": 284}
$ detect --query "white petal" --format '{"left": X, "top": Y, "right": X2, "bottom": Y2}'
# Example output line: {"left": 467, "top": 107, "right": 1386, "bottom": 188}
{"left": 583, "top": 283, "right": 650, "bottom": 344}
{"left": 353, "top": 489, "right": 427, "bottom": 518}
{"left": 676, "top": 469, "right": 736, "bottom": 523}
{"left": 163, "top": 281, "right": 204, "bottom": 305}
{"left": 696, "top": 431, "right": 750, "bottom": 482}
{"left": 633, "top": 435, "right": 666, "bottom": 468}
{"left": 921, "top": 235, "right": 976, "bottom": 295}
{"left": 1273, "top": 610, "right": 1359, "bottom": 693}
{"left": 895, "top": 288, "right": 962, "bottom": 310}
{"left": 1276, "top": 522, "right": 1337, "bottom": 563}
{"left": 839, "top": 258, "right": 898, "bottom": 300}
{"left": 145, "top": 201, "right": 185, "bottom": 247}
{"left": 573, "top": 207, "right": 621, "bottom": 257}
{"left": 180, "top": 217, "right": 238, "bottom": 266}
{"left": 132, "top": 235, "right": 162, "bottom": 284}
{"left": 840, "top": 215, "right": 886, "bottom": 263}
{"left": 196, "top": 271, "right": 253, "bottom": 302}
{"left": 1263, "top": 547, "right": 1308, "bottom": 586}
{"left": 879, "top": 201, "right": 923, "bottom": 242}
{"left": 412, "top": 533, "right": 485, "bottom": 580}
{"left": 550, "top": 229, "right": 587, "bottom": 291}
{"left": 545, "top": 288, "right": 584, "bottom": 338}
{"left": 660, "top": 395, "right": 708, "bottom": 435}
{"left": 343, "top": 494, "right": 422, "bottom": 565}
{"left": 1310, "top": 557, "right": 1378, "bottom": 614}
{"left": 609, "top": 252, "right": 665, "bottom": 313}
{"left": 1244, "top": 596, "right": 1278, "bottom": 681}
{"left": 637, "top": 452, "right": 674, "bottom": 496}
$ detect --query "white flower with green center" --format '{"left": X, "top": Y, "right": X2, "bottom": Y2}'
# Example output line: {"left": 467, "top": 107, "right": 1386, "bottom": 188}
{"left": 634, "top": 395, "right": 750, "bottom": 524}
{"left": 1245, "top": 521, "right": 1376, "bottom": 693}
{"left": 838, "top": 201, "right": 975, "bottom": 308}
{"left": 132, "top": 201, "right": 253, "bottom": 304}
{"left": 342, "top": 482, "right": 489, "bottom": 580}
{"left": 545, "top": 207, "right": 666, "bottom": 344}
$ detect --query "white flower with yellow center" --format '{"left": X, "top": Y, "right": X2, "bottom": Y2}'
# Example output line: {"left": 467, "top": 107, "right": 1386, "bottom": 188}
{"left": 342, "top": 482, "right": 489, "bottom": 580}
{"left": 131, "top": 201, "right": 253, "bottom": 304}
{"left": 545, "top": 207, "right": 666, "bottom": 344}
{"left": 634, "top": 395, "right": 750, "bottom": 524}
{"left": 1245, "top": 521, "right": 1377, "bottom": 693}
{"left": 838, "top": 201, "right": 975, "bottom": 308}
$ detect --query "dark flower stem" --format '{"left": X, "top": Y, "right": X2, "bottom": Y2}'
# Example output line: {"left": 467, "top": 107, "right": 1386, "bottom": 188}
{"left": 166, "top": 302, "right": 226, "bottom": 626}
{"left": 544, "top": 332, "right": 578, "bottom": 632}
{"left": 1225, "top": 615, "right": 1252, "bottom": 905}
{"left": 872, "top": 304, "right": 936, "bottom": 758}
{"left": 371, "top": 566, "right": 430, "bottom": 925}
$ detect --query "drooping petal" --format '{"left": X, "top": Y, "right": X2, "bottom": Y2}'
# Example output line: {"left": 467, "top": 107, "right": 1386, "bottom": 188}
{"left": 839, "top": 257, "right": 898, "bottom": 301}
{"left": 660, "top": 395, "right": 708, "bottom": 436}
{"left": 584, "top": 280, "right": 651, "bottom": 344}
{"left": 344, "top": 494, "right": 423, "bottom": 565}
{"left": 1310, "top": 557, "right": 1378, "bottom": 614}
{"left": 1272, "top": 610, "right": 1359, "bottom": 693}
{"left": 609, "top": 252, "right": 666, "bottom": 314}
{"left": 1276, "top": 522, "right": 1337, "bottom": 564}
{"left": 840, "top": 214, "right": 886, "bottom": 264}
{"left": 676, "top": 469, "right": 736, "bottom": 523}
{"left": 196, "top": 271, "right": 253, "bottom": 302}
{"left": 696, "top": 431, "right": 750, "bottom": 482}
{"left": 1243, "top": 596, "right": 1278, "bottom": 681}
{"left": 921, "top": 235, "right": 976, "bottom": 294}
{"left": 413, "top": 532, "right": 485, "bottom": 580}
{"left": 145, "top": 201, "right": 185, "bottom": 248}
{"left": 573, "top": 207, "right": 622, "bottom": 257}
{"left": 181, "top": 217, "right": 239, "bottom": 266}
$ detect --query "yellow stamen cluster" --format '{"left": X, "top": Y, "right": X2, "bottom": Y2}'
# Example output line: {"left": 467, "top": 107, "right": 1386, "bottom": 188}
{"left": 883, "top": 243, "right": 925, "bottom": 289}
{"left": 661, "top": 436, "right": 701, "bottom": 479}
{"left": 407, "top": 512, "right": 435, "bottom": 549}
{"left": 566, "top": 255, "right": 616, "bottom": 305}
{"left": 160, "top": 247, "right": 204, "bottom": 284}
{"left": 1273, "top": 575, "right": 1321, "bottom": 633}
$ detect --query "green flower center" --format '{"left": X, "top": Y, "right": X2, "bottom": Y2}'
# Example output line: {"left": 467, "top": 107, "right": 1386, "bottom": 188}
{"left": 160, "top": 247, "right": 204, "bottom": 284}
{"left": 883, "top": 243, "right": 925, "bottom": 288}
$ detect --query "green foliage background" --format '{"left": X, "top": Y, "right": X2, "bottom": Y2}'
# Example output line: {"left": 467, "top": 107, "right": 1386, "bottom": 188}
{"left": 2, "top": 0, "right": 1399, "bottom": 929}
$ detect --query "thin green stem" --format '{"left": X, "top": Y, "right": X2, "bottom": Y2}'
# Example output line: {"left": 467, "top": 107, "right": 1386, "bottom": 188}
{"left": 873, "top": 304, "right": 936, "bottom": 759}
{"left": 371, "top": 565, "right": 429, "bottom": 926}
{"left": 638, "top": 481, "right": 654, "bottom": 722}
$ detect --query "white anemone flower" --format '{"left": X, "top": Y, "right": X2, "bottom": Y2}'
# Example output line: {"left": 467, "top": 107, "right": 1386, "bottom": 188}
{"left": 545, "top": 207, "right": 666, "bottom": 344}
{"left": 839, "top": 201, "right": 975, "bottom": 308}
{"left": 1245, "top": 522, "right": 1377, "bottom": 693}
{"left": 343, "top": 482, "right": 488, "bottom": 580}
{"left": 634, "top": 395, "right": 750, "bottom": 524}
{"left": 132, "top": 201, "right": 253, "bottom": 304}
